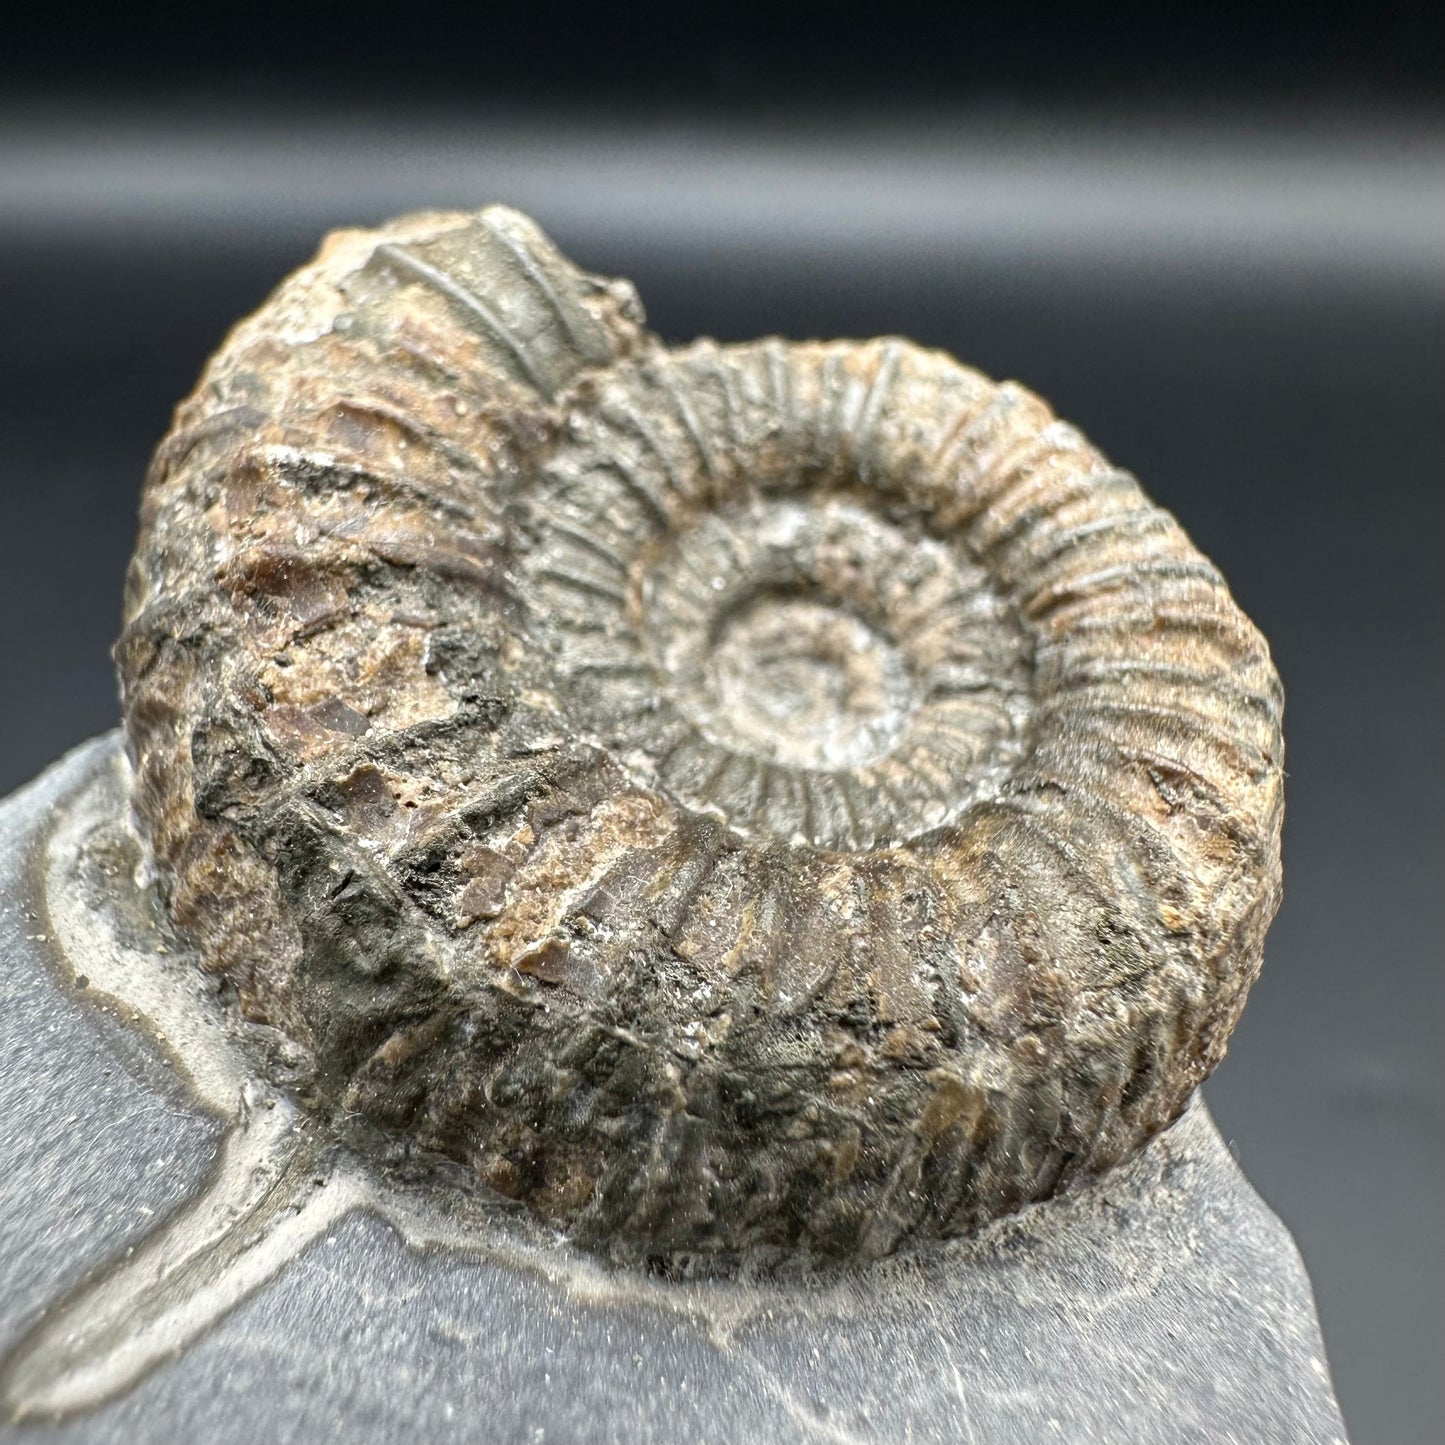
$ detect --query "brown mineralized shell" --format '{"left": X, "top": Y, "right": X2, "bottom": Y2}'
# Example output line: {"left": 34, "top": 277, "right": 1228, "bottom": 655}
{"left": 116, "top": 207, "right": 1283, "bottom": 1262}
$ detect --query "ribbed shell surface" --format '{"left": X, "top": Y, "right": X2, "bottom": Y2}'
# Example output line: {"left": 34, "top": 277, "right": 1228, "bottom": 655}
{"left": 117, "top": 208, "right": 1283, "bottom": 1261}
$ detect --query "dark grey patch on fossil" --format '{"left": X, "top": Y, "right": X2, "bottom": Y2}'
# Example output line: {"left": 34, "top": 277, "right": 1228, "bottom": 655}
{"left": 114, "top": 206, "right": 1285, "bottom": 1264}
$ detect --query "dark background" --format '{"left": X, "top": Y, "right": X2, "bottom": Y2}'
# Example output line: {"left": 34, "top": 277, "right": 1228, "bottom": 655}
{"left": 2, "top": 4, "right": 1441, "bottom": 1441}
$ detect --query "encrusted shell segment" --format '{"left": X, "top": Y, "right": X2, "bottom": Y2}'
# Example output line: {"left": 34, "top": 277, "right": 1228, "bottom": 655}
{"left": 117, "top": 206, "right": 1283, "bottom": 1261}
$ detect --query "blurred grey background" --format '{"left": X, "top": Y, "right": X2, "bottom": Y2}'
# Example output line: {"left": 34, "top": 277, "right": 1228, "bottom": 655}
{"left": 1, "top": 4, "right": 1441, "bottom": 1440}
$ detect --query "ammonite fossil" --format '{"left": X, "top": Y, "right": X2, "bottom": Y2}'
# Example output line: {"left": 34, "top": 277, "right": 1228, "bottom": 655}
{"left": 117, "top": 207, "right": 1283, "bottom": 1263}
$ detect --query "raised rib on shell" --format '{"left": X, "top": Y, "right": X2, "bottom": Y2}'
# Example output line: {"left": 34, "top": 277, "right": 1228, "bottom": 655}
{"left": 117, "top": 207, "right": 1283, "bottom": 1261}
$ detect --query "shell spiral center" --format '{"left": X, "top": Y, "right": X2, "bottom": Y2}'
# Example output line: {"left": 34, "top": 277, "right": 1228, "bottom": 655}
{"left": 527, "top": 359, "right": 1035, "bottom": 849}
{"left": 699, "top": 587, "right": 912, "bottom": 773}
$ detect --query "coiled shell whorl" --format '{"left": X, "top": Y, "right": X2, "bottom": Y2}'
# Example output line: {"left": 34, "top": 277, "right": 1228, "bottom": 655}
{"left": 118, "top": 208, "right": 1283, "bottom": 1262}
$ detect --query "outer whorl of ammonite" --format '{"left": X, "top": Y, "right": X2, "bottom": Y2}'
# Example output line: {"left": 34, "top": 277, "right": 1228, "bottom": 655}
{"left": 117, "top": 207, "right": 1283, "bottom": 1262}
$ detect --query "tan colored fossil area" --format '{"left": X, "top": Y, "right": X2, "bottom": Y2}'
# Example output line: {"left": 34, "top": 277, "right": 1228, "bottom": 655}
{"left": 117, "top": 207, "right": 1283, "bottom": 1261}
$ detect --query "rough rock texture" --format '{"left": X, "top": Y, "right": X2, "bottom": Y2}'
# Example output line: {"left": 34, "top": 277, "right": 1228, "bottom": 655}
{"left": 116, "top": 207, "right": 1284, "bottom": 1261}
{"left": 0, "top": 739, "right": 1344, "bottom": 1444}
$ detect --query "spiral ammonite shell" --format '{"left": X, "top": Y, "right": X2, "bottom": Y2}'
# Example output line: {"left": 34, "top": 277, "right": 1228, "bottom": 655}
{"left": 117, "top": 207, "right": 1283, "bottom": 1261}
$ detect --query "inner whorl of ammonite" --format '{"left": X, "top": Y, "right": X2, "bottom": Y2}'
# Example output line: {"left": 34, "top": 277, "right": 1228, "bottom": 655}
{"left": 116, "top": 207, "right": 1284, "bottom": 1265}
{"left": 527, "top": 406, "right": 1034, "bottom": 847}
